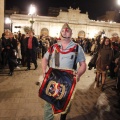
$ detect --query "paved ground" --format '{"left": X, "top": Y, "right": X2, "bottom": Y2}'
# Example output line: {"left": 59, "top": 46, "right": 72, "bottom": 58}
{"left": 0, "top": 55, "right": 120, "bottom": 120}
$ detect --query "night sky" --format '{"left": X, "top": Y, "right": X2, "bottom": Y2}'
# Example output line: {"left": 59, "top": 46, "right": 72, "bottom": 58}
{"left": 5, "top": 0, "right": 118, "bottom": 20}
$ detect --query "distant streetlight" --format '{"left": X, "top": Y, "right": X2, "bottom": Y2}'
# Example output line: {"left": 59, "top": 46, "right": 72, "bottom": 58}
{"left": 117, "top": 0, "right": 120, "bottom": 5}
{"left": 5, "top": 17, "right": 12, "bottom": 32}
{"left": 5, "top": 17, "right": 11, "bottom": 24}
{"left": 28, "top": 4, "right": 36, "bottom": 30}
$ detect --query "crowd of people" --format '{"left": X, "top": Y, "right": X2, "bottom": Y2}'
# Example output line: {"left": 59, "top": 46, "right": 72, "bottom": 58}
{"left": 0, "top": 29, "right": 120, "bottom": 93}
{"left": 87, "top": 33, "right": 120, "bottom": 114}
{"left": 0, "top": 29, "right": 57, "bottom": 75}
{"left": 0, "top": 29, "right": 95, "bottom": 76}
{"left": 87, "top": 34, "right": 120, "bottom": 91}
{"left": 0, "top": 26, "right": 120, "bottom": 118}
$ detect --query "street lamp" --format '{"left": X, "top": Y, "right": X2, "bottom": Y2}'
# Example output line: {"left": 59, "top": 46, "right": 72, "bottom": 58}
{"left": 28, "top": 4, "right": 36, "bottom": 30}
{"left": 117, "top": 0, "right": 120, "bottom": 20}
{"left": 117, "top": 0, "right": 120, "bottom": 5}
{"left": 5, "top": 17, "right": 12, "bottom": 32}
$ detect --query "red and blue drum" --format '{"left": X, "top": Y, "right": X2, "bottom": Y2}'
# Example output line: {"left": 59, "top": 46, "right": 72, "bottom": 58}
{"left": 39, "top": 68, "right": 76, "bottom": 114}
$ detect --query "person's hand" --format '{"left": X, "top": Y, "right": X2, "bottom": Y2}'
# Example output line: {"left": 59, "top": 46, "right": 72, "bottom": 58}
{"left": 76, "top": 72, "right": 80, "bottom": 82}
{"left": 115, "top": 58, "right": 119, "bottom": 64}
{"left": 77, "top": 75, "right": 80, "bottom": 82}
{"left": 106, "top": 66, "right": 109, "bottom": 69}
{"left": 43, "top": 72, "right": 47, "bottom": 78}
{"left": 43, "top": 73, "right": 45, "bottom": 78}
{"left": 2, "top": 48, "right": 4, "bottom": 51}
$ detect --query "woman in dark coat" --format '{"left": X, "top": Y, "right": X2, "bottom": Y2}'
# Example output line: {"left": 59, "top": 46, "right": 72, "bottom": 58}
{"left": 95, "top": 37, "right": 114, "bottom": 91}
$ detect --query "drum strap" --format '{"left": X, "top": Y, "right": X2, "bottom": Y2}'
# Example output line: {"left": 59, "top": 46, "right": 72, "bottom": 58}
{"left": 55, "top": 49, "right": 60, "bottom": 67}
{"left": 48, "top": 45, "right": 54, "bottom": 67}
{"left": 73, "top": 44, "right": 78, "bottom": 70}
{"left": 48, "top": 44, "right": 79, "bottom": 69}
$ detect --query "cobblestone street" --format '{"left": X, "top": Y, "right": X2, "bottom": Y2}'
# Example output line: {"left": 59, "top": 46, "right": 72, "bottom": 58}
{"left": 0, "top": 55, "right": 120, "bottom": 120}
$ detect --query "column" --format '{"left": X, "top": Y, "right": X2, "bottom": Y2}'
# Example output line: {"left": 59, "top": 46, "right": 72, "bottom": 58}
{"left": 0, "top": 0, "right": 4, "bottom": 37}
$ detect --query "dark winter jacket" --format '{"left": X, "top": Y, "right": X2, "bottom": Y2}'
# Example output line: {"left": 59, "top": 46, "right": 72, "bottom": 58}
{"left": 96, "top": 45, "right": 114, "bottom": 71}
{"left": 26, "top": 36, "right": 38, "bottom": 52}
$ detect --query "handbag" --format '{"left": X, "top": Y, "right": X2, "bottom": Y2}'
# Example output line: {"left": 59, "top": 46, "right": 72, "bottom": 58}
{"left": 9, "top": 58, "right": 17, "bottom": 67}
{"left": 88, "top": 51, "right": 98, "bottom": 70}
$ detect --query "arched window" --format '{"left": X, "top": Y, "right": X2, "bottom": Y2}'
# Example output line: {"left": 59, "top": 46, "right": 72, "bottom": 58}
{"left": 78, "top": 31, "right": 85, "bottom": 38}
{"left": 41, "top": 28, "right": 49, "bottom": 36}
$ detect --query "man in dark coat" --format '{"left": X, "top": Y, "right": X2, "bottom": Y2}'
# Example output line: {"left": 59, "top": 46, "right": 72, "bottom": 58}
{"left": 1, "top": 32, "right": 10, "bottom": 68}
{"left": 26, "top": 31, "right": 38, "bottom": 70}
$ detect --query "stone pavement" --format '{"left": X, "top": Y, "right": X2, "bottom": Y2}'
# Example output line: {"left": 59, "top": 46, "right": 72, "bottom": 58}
{"left": 0, "top": 55, "right": 120, "bottom": 120}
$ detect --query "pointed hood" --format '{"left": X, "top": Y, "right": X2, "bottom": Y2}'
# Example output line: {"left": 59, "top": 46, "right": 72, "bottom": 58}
{"left": 61, "top": 23, "right": 72, "bottom": 31}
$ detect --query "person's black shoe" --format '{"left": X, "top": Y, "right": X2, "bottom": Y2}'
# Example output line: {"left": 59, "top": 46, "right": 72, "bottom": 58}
{"left": 34, "top": 65, "right": 38, "bottom": 70}
{"left": 25, "top": 68, "right": 30, "bottom": 71}
{"left": 60, "top": 114, "right": 67, "bottom": 120}
{"left": 8, "top": 72, "right": 13, "bottom": 76}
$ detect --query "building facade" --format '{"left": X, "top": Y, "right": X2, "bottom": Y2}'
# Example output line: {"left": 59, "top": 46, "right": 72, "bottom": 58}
{"left": 10, "top": 7, "right": 120, "bottom": 38}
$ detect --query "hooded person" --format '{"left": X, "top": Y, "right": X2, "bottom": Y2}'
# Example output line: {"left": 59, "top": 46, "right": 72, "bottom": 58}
{"left": 38, "top": 23, "right": 86, "bottom": 120}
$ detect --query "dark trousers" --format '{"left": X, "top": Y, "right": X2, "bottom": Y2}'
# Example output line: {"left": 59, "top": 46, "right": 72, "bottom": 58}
{"left": 1, "top": 50, "right": 7, "bottom": 67}
{"left": 8, "top": 59, "right": 17, "bottom": 73}
{"left": 8, "top": 61, "right": 14, "bottom": 72}
{"left": 21, "top": 53, "right": 27, "bottom": 66}
{"left": 109, "top": 62, "right": 116, "bottom": 78}
{"left": 0, "top": 52, "right": 2, "bottom": 67}
{"left": 117, "top": 76, "right": 120, "bottom": 93}
{"left": 26, "top": 49, "right": 37, "bottom": 69}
